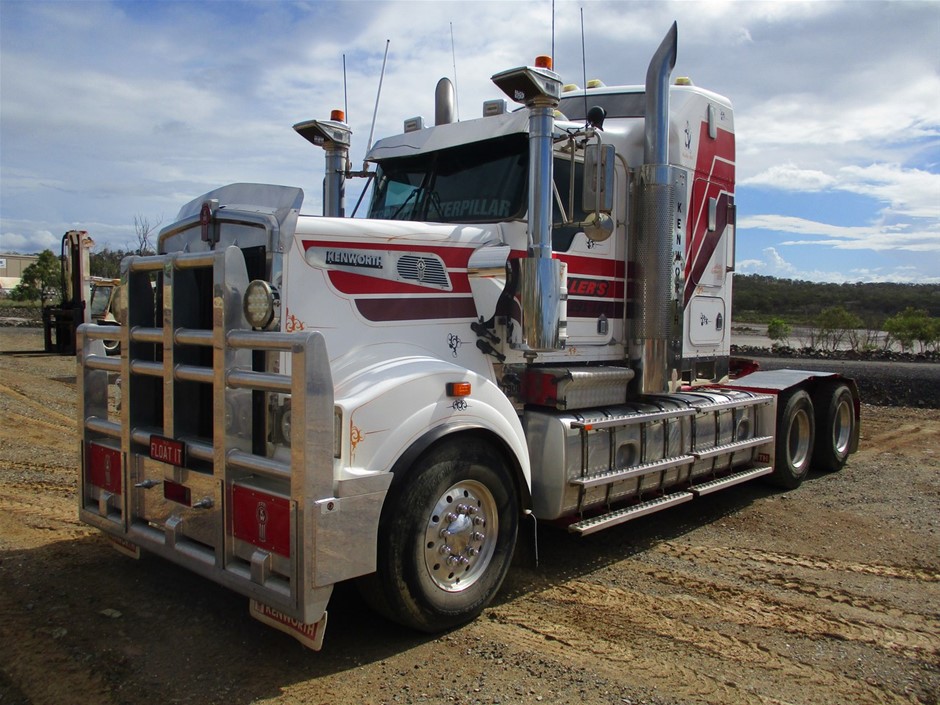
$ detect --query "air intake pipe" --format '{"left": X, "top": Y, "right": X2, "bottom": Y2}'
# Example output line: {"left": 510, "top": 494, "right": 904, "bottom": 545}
{"left": 633, "top": 23, "right": 682, "bottom": 394}
{"left": 435, "top": 78, "right": 456, "bottom": 125}
{"left": 293, "top": 111, "right": 353, "bottom": 217}
{"left": 492, "top": 57, "right": 565, "bottom": 352}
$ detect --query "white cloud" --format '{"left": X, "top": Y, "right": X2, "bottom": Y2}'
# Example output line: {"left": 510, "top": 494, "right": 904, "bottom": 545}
{"left": 0, "top": 230, "right": 59, "bottom": 254}
{"left": 836, "top": 164, "right": 940, "bottom": 220}
{"left": 736, "top": 246, "right": 940, "bottom": 284}
{"left": 742, "top": 163, "right": 836, "bottom": 191}
{"left": 740, "top": 214, "right": 939, "bottom": 252}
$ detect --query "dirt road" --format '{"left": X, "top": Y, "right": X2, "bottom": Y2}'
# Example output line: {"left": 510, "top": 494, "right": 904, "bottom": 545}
{"left": 1, "top": 328, "right": 938, "bottom": 705}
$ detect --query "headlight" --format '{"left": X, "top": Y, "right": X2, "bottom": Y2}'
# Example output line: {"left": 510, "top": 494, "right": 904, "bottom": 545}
{"left": 244, "top": 280, "right": 280, "bottom": 330}
{"left": 277, "top": 400, "right": 292, "bottom": 446}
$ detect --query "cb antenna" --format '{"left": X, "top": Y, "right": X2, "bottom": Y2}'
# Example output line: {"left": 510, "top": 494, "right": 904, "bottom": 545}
{"left": 450, "top": 22, "right": 460, "bottom": 121}
{"left": 581, "top": 7, "right": 588, "bottom": 122}
{"left": 365, "top": 39, "right": 390, "bottom": 171}
{"left": 343, "top": 54, "right": 349, "bottom": 121}
{"left": 552, "top": 0, "right": 556, "bottom": 66}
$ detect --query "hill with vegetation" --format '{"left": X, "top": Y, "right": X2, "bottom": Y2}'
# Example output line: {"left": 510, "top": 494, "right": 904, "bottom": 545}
{"left": 732, "top": 274, "right": 940, "bottom": 324}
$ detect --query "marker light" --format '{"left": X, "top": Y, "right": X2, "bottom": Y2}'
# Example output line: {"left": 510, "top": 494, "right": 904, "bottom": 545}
{"left": 447, "top": 382, "right": 472, "bottom": 397}
{"left": 244, "top": 280, "right": 280, "bottom": 330}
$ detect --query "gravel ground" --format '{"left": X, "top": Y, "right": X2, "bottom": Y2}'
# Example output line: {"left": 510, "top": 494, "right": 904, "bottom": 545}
{"left": 1, "top": 328, "right": 938, "bottom": 705}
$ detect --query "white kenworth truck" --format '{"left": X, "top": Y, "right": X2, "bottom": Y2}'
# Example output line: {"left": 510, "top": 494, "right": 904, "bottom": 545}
{"left": 77, "top": 24, "right": 860, "bottom": 649}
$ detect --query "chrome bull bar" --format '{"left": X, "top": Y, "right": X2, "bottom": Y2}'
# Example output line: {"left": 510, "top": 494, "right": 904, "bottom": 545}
{"left": 77, "top": 246, "right": 387, "bottom": 630}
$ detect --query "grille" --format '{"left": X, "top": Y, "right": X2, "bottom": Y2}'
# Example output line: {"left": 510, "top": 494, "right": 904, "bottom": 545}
{"left": 396, "top": 255, "right": 450, "bottom": 288}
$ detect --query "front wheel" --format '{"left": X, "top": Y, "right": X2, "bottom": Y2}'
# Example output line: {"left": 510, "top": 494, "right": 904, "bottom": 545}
{"left": 358, "top": 438, "right": 519, "bottom": 633}
{"left": 812, "top": 383, "right": 855, "bottom": 472}
{"left": 769, "top": 389, "right": 815, "bottom": 489}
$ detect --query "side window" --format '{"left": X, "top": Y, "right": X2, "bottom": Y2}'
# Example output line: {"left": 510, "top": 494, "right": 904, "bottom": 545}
{"left": 89, "top": 285, "right": 110, "bottom": 317}
{"left": 552, "top": 157, "right": 587, "bottom": 252}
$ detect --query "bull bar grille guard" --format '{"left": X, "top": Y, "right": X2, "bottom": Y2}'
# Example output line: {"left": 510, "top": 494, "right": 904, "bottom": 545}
{"left": 77, "top": 245, "right": 346, "bottom": 625}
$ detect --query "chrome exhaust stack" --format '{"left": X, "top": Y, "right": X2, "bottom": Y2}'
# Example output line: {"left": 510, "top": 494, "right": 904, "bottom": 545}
{"left": 293, "top": 111, "right": 353, "bottom": 217}
{"left": 633, "top": 23, "right": 684, "bottom": 393}
{"left": 492, "top": 58, "right": 565, "bottom": 352}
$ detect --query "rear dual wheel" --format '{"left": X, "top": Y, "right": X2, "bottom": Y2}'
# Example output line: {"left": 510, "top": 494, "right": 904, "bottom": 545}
{"left": 770, "top": 389, "right": 815, "bottom": 489}
{"left": 812, "top": 383, "right": 855, "bottom": 473}
{"left": 770, "top": 382, "right": 856, "bottom": 488}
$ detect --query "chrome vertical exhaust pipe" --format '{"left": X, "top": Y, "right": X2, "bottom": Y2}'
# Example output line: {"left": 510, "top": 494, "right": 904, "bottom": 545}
{"left": 635, "top": 23, "right": 681, "bottom": 393}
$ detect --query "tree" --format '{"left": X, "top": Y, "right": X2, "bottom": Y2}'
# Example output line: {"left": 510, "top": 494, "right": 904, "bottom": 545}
{"left": 11, "top": 250, "right": 61, "bottom": 302}
{"left": 766, "top": 317, "right": 792, "bottom": 348}
{"left": 812, "top": 306, "right": 862, "bottom": 351}
{"left": 133, "top": 214, "right": 162, "bottom": 256}
{"left": 884, "top": 307, "right": 936, "bottom": 353}
{"left": 90, "top": 247, "right": 126, "bottom": 279}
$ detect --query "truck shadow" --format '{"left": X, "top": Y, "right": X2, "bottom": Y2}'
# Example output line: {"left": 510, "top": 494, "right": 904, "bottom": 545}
{"left": 2, "top": 477, "right": 804, "bottom": 704}
{"left": 499, "top": 477, "right": 783, "bottom": 601}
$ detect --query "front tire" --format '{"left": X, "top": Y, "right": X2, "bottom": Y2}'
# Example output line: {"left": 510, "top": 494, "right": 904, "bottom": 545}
{"left": 769, "top": 389, "right": 815, "bottom": 489}
{"left": 359, "top": 437, "right": 519, "bottom": 633}
{"left": 812, "top": 383, "right": 855, "bottom": 472}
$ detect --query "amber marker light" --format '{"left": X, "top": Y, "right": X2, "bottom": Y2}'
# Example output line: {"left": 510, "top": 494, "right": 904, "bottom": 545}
{"left": 447, "top": 382, "right": 472, "bottom": 397}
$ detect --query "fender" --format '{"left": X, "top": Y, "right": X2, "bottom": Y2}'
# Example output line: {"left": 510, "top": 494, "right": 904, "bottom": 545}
{"left": 332, "top": 352, "right": 532, "bottom": 501}
{"left": 386, "top": 422, "right": 532, "bottom": 509}
{"left": 723, "top": 368, "right": 861, "bottom": 454}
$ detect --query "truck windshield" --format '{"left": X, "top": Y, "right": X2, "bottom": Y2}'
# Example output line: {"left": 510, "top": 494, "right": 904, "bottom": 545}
{"left": 368, "top": 133, "right": 529, "bottom": 223}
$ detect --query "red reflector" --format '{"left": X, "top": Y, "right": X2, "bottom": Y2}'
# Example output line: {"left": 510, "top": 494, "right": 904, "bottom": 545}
{"left": 86, "top": 443, "right": 122, "bottom": 494}
{"left": 523, "top": 369, "right": 560, "bottom": 407}
{"left": 163, "top": 480, "right": 192, "bottom": 507}
{"left": 200, "top": 202, "right": 213, "bottom": 241}
{"left": 150, "top": 435, "right": 186, "bottom": 467}
{"left": 446, "top": 382, "right": 471, "bottom": 397}
{"left": 535, "top": 55, "right": 553, "bottom": 70}
{"left": 233, "top": 486, "right": 291, "bottom": 557}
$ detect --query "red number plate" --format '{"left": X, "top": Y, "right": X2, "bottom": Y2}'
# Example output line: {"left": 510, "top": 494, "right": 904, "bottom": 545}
{"left": 150, "top": 435, "right": 186, "bottom": 467}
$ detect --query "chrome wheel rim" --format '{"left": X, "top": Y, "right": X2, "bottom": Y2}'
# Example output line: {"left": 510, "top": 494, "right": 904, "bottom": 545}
{"left": 423, "top": 480, "right": 498, "bottom": 592}
{"left": 832, "top": 396, "right": 853, "bottom": 456}
{"left": 788, "top": 408, "right": 811, "bottom": 471}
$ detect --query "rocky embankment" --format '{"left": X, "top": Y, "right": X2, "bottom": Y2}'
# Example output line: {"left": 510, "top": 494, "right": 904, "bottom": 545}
{"left": 0, "top": 306, "right": 41, "bottom": 327}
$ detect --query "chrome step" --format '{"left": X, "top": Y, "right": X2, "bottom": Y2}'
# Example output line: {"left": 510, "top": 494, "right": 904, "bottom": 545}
{"left": 569, "top": 492, "right": 694, "bottom": 535}
{"left": 570, "top": 454, "right": 694, "bottom": 489}
{"left": 692, "top": 435, "right": 773, "bottom": 461}
{"left": 570, "top": 407, "right": 696, "bottom": 431}
{"left": 690, "top": 466, "right": 773, "bottom": 497}
{"left": 686, "top": 393, "right": 775, "bottom": 412}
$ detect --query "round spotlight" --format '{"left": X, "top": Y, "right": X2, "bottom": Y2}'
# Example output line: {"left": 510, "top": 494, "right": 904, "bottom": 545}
{"left": 243, "top": 280, "right": 280, "bottom": 330}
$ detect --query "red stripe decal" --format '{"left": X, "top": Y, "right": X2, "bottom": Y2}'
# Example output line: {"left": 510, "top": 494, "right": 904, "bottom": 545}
{"left": 684, "top": 122, "right": 735, "bottom": 305}
{"left": 355, "top": 297, "right": 478, "bottom": 322}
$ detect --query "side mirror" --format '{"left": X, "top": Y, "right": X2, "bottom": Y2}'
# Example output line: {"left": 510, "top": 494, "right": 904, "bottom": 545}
{"left": 583, "top": 143, "right": 615, "bottom": 213}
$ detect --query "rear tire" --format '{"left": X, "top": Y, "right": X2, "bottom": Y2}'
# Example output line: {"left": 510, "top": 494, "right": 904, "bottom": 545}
{"left": 358, "top": 438, "right": 519, "bottom": 633}
{"left": 769, "top": 389, "right": 815, "bottom": 489}
{"left": 812, "top": 383, "right": 855, "bottom": 472}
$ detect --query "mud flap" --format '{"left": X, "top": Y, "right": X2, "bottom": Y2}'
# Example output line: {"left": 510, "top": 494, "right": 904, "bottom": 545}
{"left": 107, "top": 533, "right": 141, "bottom": 559}
{"left": 249, "top": 599, "right": 328, "bottom": 650}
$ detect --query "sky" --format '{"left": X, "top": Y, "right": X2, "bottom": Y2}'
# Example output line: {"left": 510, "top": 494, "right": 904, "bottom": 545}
{"left": 1, "top": 0, "right": 938, "bottom": 283}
